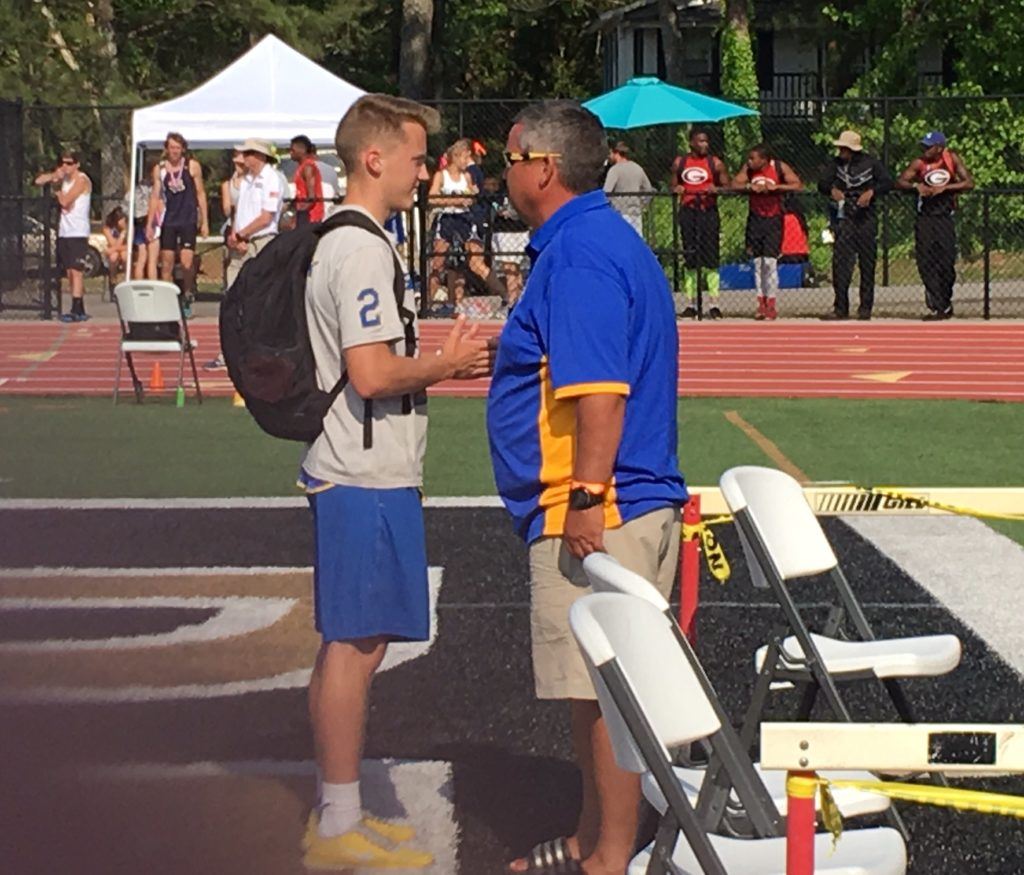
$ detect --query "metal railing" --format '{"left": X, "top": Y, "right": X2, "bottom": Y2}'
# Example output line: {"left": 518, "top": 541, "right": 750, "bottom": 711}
{"left": 413, "top": 188, "right": 1024, "bottom": 320}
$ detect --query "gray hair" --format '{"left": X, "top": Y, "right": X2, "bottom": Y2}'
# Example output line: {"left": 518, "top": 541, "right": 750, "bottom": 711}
{"left": 514, "top": 101, "right": 608, "bottom": 194}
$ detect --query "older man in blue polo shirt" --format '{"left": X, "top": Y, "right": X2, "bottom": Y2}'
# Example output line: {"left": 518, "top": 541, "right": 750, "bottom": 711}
{"left": 487, "top": 101, "right": 688, "bottom": 875}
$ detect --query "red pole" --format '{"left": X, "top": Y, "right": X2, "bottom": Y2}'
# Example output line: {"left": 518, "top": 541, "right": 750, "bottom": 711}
{"left": 679, "top": 494, "right": 701, "bottom": 643}
{"left": 786, "top": 771, "right": 817, "bottom": 875}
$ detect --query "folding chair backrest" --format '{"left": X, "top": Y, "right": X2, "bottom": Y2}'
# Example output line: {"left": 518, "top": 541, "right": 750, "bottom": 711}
{"left": 720, "top": 466, "right": 838, "bottom": 581}
{"left": 114, "top": 281, "right": 183, "bottom": 325}
{"left": 570, "top": 593, "right": 721, "bottom": 773}
{"left": 582, "top": 552, "right": 670, "bottom": 612}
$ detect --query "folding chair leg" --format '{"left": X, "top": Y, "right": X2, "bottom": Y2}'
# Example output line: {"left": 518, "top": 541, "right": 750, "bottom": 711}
{"left": 644, "top": 814, "right": 679, "bottom": 875}
{"left": 113, "top": 349, "right": 123, "bottom": 405}
{"left": 187, "top": 344, "right": 203, "bottom": 404}
{"left": 125, "top": 353, "right": 144, "bottom": 403}
{"left": 796, "top": 680, "right": 819, "bottom": 720}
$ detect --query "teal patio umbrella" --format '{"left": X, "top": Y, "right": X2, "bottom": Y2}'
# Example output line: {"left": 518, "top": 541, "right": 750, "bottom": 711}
{"left": 582, "top": 76, "right": 758, "bottom": 128}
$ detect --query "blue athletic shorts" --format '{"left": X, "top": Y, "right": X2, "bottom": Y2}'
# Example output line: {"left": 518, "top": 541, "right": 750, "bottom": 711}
{"left": 308, "top": 484, "right": 429, "bottom": 642}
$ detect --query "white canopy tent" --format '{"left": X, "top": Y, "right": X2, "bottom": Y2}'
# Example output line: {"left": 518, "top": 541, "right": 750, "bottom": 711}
{"left": 126, "top": 35, "right": 365, "bottom": 274}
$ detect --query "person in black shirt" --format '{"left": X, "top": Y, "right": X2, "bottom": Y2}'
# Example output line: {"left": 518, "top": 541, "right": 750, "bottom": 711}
{"left": 896, "top": 131, "right": 974, "bottom": 320}
{"left": 818, "top": 130, "right": 892, "bottom": 320}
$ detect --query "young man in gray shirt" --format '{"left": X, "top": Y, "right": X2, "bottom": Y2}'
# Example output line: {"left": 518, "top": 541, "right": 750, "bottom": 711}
{"left": 603, "top": 141, "right": 653, "bottom": 236}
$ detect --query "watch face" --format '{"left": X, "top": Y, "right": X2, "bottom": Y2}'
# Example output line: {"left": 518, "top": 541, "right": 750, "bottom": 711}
{"left": 569, "top": 488, "right": 602, "bottom": 510}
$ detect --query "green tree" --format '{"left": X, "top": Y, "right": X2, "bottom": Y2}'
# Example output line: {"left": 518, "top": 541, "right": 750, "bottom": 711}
{"left": 719, "top": 0, "right": 762, "bottom": 163}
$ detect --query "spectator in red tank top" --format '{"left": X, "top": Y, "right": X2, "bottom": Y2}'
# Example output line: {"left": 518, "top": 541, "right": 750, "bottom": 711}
{"left": 731, "top": 143, "right": 802, "bottom": 321}
{"left": 896, "top": 131, "right": 973, "bottom": 320}
{"left": 290, "top": 135, "right": 324, "bottom": 226}
{"left": 670, "top": 129, "right": 731, "bottom": 319}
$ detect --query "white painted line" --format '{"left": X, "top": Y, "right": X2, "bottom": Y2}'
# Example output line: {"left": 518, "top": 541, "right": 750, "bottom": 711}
{"left": 0, "top": 565, "right": 311, "bottom": 578}
{"left": 846, "top": 516, "right": 1024, "bottom": 677}
{"left": 0, "top": 496, "right": 504, "bottom": 510}
{"left": 0, "top": 569, "right": 442, "bottom": 702}
{"left": 0, "top": 596, "right": 296, "bottom": 652}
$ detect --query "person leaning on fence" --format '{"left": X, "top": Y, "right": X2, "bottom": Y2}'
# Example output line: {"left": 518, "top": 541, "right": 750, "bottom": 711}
{"left": 818, "top": 129, "right": 893, "bottom": 321}
{"left": 225, "top": 138, "right": 282, "bottom": 288}
{"left": 732, "top": 143, "right": 803, "bottom": 321}
{"left": 602, "top": 140, "right": 653, "bottom": 237}
{"left": 34, "top": 150, "right": 92, "bottom": 323}
{"left": 671, "top": 129, "right": 732, "bottom": 319}
{"left": 298, "top": 92, "right": 491, "bottom": 871}
{"left": 148, "top": 132, "right": 209, "bottom": 318}
{"left": 896, "top": 131, "right": 974, "bottom": 320}
{"left": 487, "top": 100, "right": 689, "bottom": 875}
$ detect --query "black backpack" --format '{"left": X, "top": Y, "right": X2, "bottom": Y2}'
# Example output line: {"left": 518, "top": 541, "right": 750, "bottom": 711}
{"left": 219, "top": 210, "right": 416, "bottom": 443}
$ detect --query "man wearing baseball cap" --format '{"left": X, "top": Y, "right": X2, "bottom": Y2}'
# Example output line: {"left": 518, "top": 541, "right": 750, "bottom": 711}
{"left": 817, "top": 129, "right": 892, "bottom": 320}
{"left": 896, "top": 131, "right": 974, "bottom": 319}
{"left": 226, "top": 138, "right": 282, "bottom": 287}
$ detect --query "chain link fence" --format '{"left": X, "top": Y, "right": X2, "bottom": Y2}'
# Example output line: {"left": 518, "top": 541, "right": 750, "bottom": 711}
{"left": 0, "top": 196, "right": 60, "bottom": 318}
{"left": 6, "top": 97, "right": 1024, "bottom": 319}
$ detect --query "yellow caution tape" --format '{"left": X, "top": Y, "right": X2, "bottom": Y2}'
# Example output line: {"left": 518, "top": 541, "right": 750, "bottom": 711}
{"left": 700, "top": 524, "right": 731, "bottom": 583}
{"left": 862, "top": 486, "right": 1024, "bottom": 522}
{"left": 796, "top": 774, "right": 1024, "bottom": 845}
{"left": 682, "top": 515, "right": 733, "bottom": 583}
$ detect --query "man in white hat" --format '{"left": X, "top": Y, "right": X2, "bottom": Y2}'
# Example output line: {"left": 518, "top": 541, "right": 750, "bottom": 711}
{"left": 226, "top": 138, "right": 282, "bottom": 286}
{"left": 817, "top": 129, "right": 892, "bottom": 320}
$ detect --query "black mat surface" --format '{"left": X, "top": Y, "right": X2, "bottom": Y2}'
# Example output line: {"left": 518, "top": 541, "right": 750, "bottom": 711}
{"left": 1, "top": 508, "right": 1021, "bottom": 873}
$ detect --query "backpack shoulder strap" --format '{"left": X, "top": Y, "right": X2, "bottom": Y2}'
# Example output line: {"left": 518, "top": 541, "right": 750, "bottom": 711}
{"left": 314, "top": 210, "right": 418, "bottom": 445}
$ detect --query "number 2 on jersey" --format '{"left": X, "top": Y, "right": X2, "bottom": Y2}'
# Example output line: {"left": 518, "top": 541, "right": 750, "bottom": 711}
{"left": 357, "top": 288, "right": 381, "bottom": 328}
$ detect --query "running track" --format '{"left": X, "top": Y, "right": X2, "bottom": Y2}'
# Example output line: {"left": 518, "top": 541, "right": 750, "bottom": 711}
{"left": 1, "top": 320, "right": 1023, "bottom": 401}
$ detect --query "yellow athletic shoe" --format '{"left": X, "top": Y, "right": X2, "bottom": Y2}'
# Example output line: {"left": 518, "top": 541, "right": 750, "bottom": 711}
{"left": 303, "top": 825, "right": 433, "bottom": 870}
{"left": 302, "top": 811, "right": 418, "bottom": 851}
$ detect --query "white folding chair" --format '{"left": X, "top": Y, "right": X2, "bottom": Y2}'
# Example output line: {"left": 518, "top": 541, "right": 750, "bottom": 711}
{"left": 582, "top": 553, "right": 888, "bottom": 840}
{"left": 719, "top": 467, "right": 960, "bottom": 739}
{"left": 569, "top": 592, "right": 906, "bottom": 875}
{"left": 113, "top": 280, "right": 201, "bottom": 405}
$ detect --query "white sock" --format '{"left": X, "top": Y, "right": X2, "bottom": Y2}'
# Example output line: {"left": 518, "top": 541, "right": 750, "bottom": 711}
{"left": 318, "top": 779, "right": 362, "bottom": 838}
{"left": 764, "top": 257, "right": 779, "bottom": 298}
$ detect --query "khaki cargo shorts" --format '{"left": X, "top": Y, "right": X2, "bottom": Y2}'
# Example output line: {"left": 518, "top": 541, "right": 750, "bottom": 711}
{"left": 528, "top": 506, "right": 681, "bottom": 700}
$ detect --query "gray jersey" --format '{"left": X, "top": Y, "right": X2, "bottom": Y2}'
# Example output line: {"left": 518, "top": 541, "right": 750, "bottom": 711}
{"left": 603, "top": 160, "right": 653, "bottom": 218}
{"left": 301, "top": 206, "right": 427, "bottom": 488}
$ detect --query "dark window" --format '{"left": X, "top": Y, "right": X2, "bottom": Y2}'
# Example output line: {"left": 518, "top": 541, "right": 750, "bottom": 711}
{"left": 656, "top": 28, "right": 667, "bottom": 80}
{"left": 755, "top": 29, "right": 774, "bottom": 91}
{"left": 634, "top": 29, "right": 645, "bottom": 76}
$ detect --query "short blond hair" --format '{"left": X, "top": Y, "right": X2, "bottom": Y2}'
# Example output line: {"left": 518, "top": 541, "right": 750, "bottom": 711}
{"left": 335, "top": 94, "right": 440, "bottom": 170}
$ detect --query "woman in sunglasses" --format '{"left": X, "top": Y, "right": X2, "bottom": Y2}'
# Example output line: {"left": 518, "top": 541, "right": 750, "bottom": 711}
{"left": 35, "top": 150, "right": 93, "bottom": 322}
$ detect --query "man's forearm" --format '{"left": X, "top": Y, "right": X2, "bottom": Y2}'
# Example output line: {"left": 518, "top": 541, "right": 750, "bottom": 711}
{"left": 236, "top": 212, "right": 273, "bottom": 239}
{"left": 573, "top": 394, "right": 625, "bottom": 484}
{"left": 352, "top": 350, "right": 452, "bottom": 400}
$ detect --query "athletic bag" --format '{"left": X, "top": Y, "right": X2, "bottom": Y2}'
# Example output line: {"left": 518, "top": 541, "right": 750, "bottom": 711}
{"left": 219, "top": 210, "right": 415, "bottom": 443}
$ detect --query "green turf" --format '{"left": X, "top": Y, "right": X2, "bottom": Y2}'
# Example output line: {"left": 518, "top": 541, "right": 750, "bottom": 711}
{"left": 1, "top": 395, "right": 1022, "bottom": 544}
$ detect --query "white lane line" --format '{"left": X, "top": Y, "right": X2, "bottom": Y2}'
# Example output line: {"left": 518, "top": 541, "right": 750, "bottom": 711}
{"left": 846, "top": 516, "right": 1024, "bottom": 676}
{"left": 0, "top": 569, "right": 442, "bottom": 702}
{"left": 0, "top": 596, "right": 296, "bottom": 652}
{"left": 0, "top": 496, "right": 504, "bottom": 510}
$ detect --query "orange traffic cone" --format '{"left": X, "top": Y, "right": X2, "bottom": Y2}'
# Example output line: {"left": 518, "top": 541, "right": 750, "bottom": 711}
{"left": 149, "top": 362, "right": 165, "bottom": 391}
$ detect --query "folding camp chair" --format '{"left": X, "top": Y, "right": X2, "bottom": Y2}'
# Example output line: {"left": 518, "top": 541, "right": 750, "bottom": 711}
{"left": 112, "top": 280, "right": 202, "bottom": 405}
{"left": 718, "top": 467, "right": 960, "bottom": 740}
{"left": 582, "top": 552, "right": 888, "bottom": 840}
{"left": 568, "top": 592, "right": 907, "bottom": 875}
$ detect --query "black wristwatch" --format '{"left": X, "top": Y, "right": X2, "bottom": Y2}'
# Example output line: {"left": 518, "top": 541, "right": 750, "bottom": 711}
{"left": 569, "top": 486, "right": 606, "bottom": 511}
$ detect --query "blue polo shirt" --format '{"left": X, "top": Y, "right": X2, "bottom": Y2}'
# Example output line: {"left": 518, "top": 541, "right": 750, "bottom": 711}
{"left": 486, "top": 189, "right": 688, "bottom": 544}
